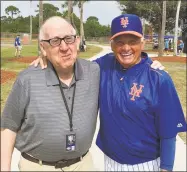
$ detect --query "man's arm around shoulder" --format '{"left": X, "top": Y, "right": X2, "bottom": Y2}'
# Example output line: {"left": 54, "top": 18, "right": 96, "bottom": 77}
{"left": 1, "top": 128, "right": 17, "bottom": 171}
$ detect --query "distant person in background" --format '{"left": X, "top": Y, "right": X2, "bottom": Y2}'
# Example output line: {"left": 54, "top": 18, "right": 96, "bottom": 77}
{"left": 169, "top": 39, "right": 172, "bottom": 51}
{"left": 83, "top": 39, "right": 87, "bottom": 52}
{"left": 164, "top": 39, "right": 169, "bottom": 55}
{"left": 177, "top": 40, "right": 180, "bottom": 54}
{"left": 178, "top": 40, "right": 184, "bottom": 55}
{"left": 79, "top": 39, "right": 87, "bottom": 52}
{"left": 14, "top": 35, "right": 22, "bottom": 57}
{"left": 153, "top": 40, "right": 158, "bottom": 49}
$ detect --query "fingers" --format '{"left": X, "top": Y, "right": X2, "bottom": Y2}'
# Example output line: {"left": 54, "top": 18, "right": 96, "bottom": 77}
{"left": 151, "top": 60, "right": 165, "bottom": 70}
{"left": 43, "top": 56, "right": 47, "bottom": 69}
{"left": 159, "top": 66, "right": 165, "bottom": 70}
{"left": 34, "top": 58, "right": 40, "bottom": 67}
{"left": 39, "top": 57, "right": 45, "bottom": 69}
{"left": 29, "top": 55, "right": 47, "bottom": 69}
{"left": 29, "top": 59, "right": 40, "bottom": 67}
{"left": 29, "top": 61, "right": 35, "bottom": 66}
{"left": 150, "top": 60, "right": 159, "bottom": 69}
{"left": 39, "top": 56, "right": 47, "bottom": 69}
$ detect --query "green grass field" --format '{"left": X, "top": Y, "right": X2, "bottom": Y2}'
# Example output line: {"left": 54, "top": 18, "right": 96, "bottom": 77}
{"left": 163, "top": 62, "right": 186, "bottom": 142}
{"left": 1, "top": 45, "right": 38, "bottom": 60}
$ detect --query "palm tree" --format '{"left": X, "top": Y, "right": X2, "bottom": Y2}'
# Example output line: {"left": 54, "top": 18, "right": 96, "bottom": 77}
{"left": 68, "top": 0, "right": 73, "bottom": 22}
{"left": 38, "top": 0, "right": 43, "bottom": 55}
{"left": 158, "top": 1, "right": 166, "bottom": 57}
{"left": 78, "top": 1, "right": 84, "bottom": 45}
{"left": 5, "top": 5, "right": 20, "bottom": 19}
{"left": 62, "top": 0, "right": 88, "bottom": 43}
{"left": 39, "top": 0, "right": 43, "bottom": 28}
{"left": 174, "top": 0, "right": 181, "bottom": 56}
{"left": 62, "top": 1, "right": 77, "bottom": 33}
{"left": 30, "top": 0, "right": 32, "bottom": 44}
{"left": 74, "top": 1, "right": 89, "bottom": 46}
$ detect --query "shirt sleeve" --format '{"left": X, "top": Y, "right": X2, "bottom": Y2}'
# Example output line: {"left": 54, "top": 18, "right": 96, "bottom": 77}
{"left": 1, "top": 77, "right": 28, "bottom": 132}
{"left": 155, "top": 73, "right": 187, "bottom": 138}
{"left": 92, "top": 53, "right": 111, "bottom": 69}
{"left": 93, "top": 57, "right": 102, "bottom": 67}
{"left": 160, "top": 137, "right": 176, "bottom": 170}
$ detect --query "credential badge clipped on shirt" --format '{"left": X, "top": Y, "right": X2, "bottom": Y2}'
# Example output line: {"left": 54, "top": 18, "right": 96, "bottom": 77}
{"left": 66, "top": 133, "right": 76, "bottom": 152}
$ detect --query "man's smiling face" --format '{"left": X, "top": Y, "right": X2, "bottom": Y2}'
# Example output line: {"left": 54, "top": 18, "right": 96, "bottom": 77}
{"left": 111, "top": 34, "right": 144, "bottom": 68}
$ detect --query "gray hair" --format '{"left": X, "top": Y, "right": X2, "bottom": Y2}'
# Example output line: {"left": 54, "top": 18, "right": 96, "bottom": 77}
{"left": 39, "top": 16, "right": 76, "bottom": 41}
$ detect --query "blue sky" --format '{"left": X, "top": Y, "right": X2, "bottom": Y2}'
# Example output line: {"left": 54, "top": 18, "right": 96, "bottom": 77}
{"left": 1, "top": 1, "right": 121, "bottom": 26}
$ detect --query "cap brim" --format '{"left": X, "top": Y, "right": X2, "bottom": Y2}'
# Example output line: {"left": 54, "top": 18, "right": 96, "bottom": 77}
{"left": 110, "top": 31, "right": 143, "bottom": 40}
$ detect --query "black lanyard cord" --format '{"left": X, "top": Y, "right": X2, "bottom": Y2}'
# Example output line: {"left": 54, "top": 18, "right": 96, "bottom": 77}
{"left": 53, "top": 66, "right": 76, "bottom": 132}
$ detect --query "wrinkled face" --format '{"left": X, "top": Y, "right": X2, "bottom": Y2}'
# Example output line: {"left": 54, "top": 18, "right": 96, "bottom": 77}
{"left": 111, "top": 34, "right": 144, "bottom": 68}
{"left": 40, "top": 23, "right": 80, "bottom": 70}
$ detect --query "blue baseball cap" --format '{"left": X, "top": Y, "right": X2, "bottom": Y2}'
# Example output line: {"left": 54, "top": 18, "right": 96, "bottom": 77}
{"left": 110, "top": 14, "right": 143, "bottom": 40}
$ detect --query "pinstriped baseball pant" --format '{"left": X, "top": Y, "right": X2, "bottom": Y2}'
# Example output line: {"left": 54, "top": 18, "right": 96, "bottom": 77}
{"left": 104, "top": 154, "right": 160, "bottom": 171}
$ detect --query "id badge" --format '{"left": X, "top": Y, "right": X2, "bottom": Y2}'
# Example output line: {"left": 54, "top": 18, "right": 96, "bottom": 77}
{"left": 66, "top": 132, "right": 76, "bottom": 152}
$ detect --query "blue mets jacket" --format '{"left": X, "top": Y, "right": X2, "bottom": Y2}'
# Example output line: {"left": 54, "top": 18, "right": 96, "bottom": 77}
{"left": 95, "top": 52, "right": 186, "bottom": 164}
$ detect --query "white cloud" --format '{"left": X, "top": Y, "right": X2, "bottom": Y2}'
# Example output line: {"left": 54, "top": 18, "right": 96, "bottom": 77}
{"left": 1, "top": 1, "right": 121, "bottom": 25}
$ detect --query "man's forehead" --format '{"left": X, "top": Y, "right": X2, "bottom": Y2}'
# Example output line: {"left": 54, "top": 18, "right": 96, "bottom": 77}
{"left": 44, "top": 23, "right": 74, "bottom": 39}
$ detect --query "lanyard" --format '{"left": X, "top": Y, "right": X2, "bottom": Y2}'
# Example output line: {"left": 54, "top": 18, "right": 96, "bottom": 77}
{"left": 53, "top": 66, "right": 76, "bottom": 132}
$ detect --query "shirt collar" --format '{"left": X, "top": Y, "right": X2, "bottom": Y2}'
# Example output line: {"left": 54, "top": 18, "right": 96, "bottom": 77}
{"left": 45, "top": 58, "right": 84, "bottom": 86}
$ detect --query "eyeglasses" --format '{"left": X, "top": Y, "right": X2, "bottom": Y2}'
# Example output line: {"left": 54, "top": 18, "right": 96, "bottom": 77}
{"left": 41, "top": 35, "right": 76, "bottom": 47}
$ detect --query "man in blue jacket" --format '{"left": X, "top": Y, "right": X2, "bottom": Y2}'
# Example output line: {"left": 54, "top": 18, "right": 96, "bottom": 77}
{"left": 95, "top": 14, "right": 186, "bottom": 171}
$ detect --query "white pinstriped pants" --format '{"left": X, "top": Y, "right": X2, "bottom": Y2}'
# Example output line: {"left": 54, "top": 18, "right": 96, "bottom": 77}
{"left": 104, "top": 154, "right": 161, "bottom": 171}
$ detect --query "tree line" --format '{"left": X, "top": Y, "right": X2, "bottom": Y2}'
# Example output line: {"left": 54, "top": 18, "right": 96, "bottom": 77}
{"left": 1, "top": 3, "right": 111, "bottom": 38}
{"left": 1, "top": 1, "right": 173, "bottom": 38}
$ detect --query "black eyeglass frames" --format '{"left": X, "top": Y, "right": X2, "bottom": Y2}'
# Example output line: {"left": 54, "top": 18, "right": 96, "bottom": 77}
{"left": 41, "top": 35, "right": 76, "bottom": 47}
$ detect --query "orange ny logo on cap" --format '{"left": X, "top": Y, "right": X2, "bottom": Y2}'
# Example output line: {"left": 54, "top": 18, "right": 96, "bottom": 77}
{"left": 129, "top": 83, "right": 144, "bottom": 101}
{"left": 120, "top": 17, "right": 129, "bottom": 28}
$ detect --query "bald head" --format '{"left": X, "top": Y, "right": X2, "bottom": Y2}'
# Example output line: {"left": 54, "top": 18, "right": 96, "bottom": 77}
{"left": 39, "top": 16, "right": 76, "bottom": 41}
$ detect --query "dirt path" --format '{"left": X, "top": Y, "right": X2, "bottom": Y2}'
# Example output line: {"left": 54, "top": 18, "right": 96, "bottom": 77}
{"left": 1, "top": 57, "right": 37, "bottom": 84}
{"left": 151, "top": 56, "right": 186, "bottom": 63}
{"left": 10, "top": 56, "right": 37, "bottom": 63}
{"left": 1, "top": 70, "right": 17, "bottom": 84}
